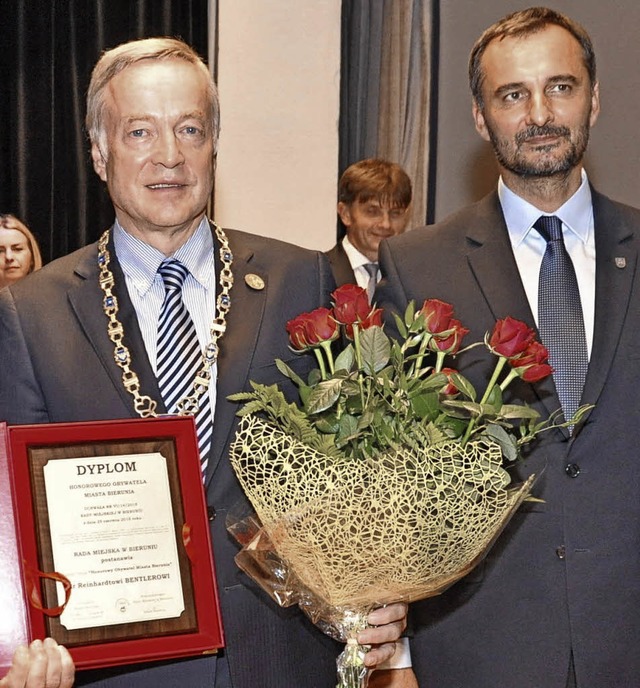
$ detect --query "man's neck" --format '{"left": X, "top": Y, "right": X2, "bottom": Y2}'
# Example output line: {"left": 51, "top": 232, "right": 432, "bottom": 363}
{"left": 500, "top": 166, "right": 584, "bottom": 213}
{"left": 116, "top": 215, "right": 207, "bottom": 257}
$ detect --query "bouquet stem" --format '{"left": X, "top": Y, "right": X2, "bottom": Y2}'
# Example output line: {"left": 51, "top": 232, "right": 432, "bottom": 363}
{"left": 336, "top": 613, "right": 371, "bottom": 688}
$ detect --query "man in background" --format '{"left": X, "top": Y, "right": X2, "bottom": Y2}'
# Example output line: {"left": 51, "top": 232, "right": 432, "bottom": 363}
{"left": 327, "top": 158, "right": 411, "bottom": 301}
{"left": 0, "top": 37, "right": 413, "bottom": 688}
{"left": 378, "top": 7, "right": 640, "bottom": 687}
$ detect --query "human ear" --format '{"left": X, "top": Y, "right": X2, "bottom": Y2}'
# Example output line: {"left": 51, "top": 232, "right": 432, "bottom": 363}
{"left": 472, "top": 100, "right": 491, "bottom": 142}
{"left": 91, "top": 141, "right": 108, "bottom": 181}
{"left": 589, "top": 81, "right": 601, "bottom": 128}
{"left": 337, "top": 202, "right": 353, "bottom": 227}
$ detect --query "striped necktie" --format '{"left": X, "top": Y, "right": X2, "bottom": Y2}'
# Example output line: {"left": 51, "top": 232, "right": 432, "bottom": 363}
{"left": 363, "top": 262, "right": 378, "bottom": 303}
{"left": 535, "top": 215, "right": 588, "bottom": 426}
{"left": 157, "top": 258, "right": 213, "bottom": 472}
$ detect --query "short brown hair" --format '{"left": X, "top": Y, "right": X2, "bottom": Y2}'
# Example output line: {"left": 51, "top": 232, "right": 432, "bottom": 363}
{"left": 338, "top": 158, "right": 412, "bottom": 209}
{"left": 469, "top": 7, "right": 596, "bottom": 109}
{"left": 86, "top": 37, "right": 220, "bottom": 154}
{"left": 0, "top": 214, "right": 43, "bottom": 273}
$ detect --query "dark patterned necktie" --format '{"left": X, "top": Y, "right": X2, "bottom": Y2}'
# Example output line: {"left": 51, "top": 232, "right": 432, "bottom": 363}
{"left": 535, "top": 215, "right": 588, "bottom": 425}
{"left": 363, "top": 262, "right": 378, "bottom": 303}
{"left": 157, "top": 258, "right": 213, "bottom": 472}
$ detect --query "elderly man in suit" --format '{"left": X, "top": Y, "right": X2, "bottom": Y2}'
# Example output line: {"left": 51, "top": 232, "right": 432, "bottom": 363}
{"left": 326, "top": 158, "right": 411, "bottom": 302}
{"left": 0, "top": 38, "right": 414, "bottom": 688}
{"left": 377, "top": 7, "right": 640, "bottom": 688}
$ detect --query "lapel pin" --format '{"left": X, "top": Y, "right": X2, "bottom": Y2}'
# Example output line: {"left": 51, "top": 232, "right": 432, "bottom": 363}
{"left": 615, "top": 257, "right": 626, "bottom": 269}
{"left": 245, "top": 273, "right": 265, "bottom": 290}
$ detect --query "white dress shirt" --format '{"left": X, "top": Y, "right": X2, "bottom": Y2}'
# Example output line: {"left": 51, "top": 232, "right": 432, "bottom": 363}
{"left": 499, "top": 170, "right": 595, "bottom": 358}
{"left": 342, "top": 236, "right": 380, "bottom": 286}
{"left": 113, "top": 218, "right": 218, "bottom": 418}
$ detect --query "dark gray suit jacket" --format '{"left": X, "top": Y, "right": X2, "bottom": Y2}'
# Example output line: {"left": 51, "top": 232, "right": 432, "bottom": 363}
{"left": 0, "top": 226, "right": 340, "bottom": 688}
{"left": 377, "top": 190, "right": 640, "bottom": 688}
{"left": 325, "top": 242, "right": 357, "bottom": 286}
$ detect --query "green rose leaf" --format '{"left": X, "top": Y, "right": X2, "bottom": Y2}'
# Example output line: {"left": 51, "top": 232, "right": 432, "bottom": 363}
{"left": 393, "top": 312, "right": 408, "bottom": 339}
{"left": 409, "top": 391, "right": 441, "bottom": 420}
{"left": 337, "top": 413, "right": 359, "bottom": 444}
{"left": 359, "top": 326, "right": 391, "bottom": 374}
{"left": 450, "top": 372, "right": 477, "bottom": 401}
{"left": 307, "top": 378, "right": 343, "bottom": 414}
{"left": 275, "top": 358, "right": 306, "bottom": 387}
{"left": 483, "top": 423, "right": 519, "bottom": 462}
{"left": 335, "top": 344, "right": 356, "bottom": 373}
{"left": 499, "top": 404, "right": 540, "bottom": 420}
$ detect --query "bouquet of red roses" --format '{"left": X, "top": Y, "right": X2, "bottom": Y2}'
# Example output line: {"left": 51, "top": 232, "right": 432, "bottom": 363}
{"left": 228, "top": 284, "right": 589, "bottom": 688}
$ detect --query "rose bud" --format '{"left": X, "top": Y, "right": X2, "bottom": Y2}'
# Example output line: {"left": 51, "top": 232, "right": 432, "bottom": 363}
{"left": 345, "top": 307, "right": 383, "bottom": 339}
{"left": 429, "top": 319, "right": 469, "bottom": 355}
{"left": 332, "top": 284, "right": 371, "bottom": 325}
{"left": 302, "top": 307, "right": 339, "bottom": 346}
{"left": 510, "top": 340, "right": 554, "bottom": 382}
{"left": 419, "top": 298, "right": 455, "bottom": 335}
{"left": 286, "top": 314, "right": 310, "bottom": 350}
{"left": 489, "top": 317, "right": 536, "bottom": 359}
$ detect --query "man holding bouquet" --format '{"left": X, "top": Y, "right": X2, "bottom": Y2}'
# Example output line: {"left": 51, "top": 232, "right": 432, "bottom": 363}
{"left": 378, "top": 7, "right": 640, "bottom": 688}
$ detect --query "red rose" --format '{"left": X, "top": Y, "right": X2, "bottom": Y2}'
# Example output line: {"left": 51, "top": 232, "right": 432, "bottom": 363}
{"left": 520, "top": 363, "right": 554, "bottom": 383}
{"left": 286, "top": 308, "right": 338, "bottom": 349}
{"left": 332, "top": 284, "right": 371, "bottom": 325}
{"left": 286, "top": 314, "right": 310, "bottom": 350}
{"left": 510, "top": 340, "right": 554, "bottom": 382}
{"left": 489, "top": 317, "right": 536, "bottom": 359}
{"left": 419, "top": 299, "right": 455, "bottom": 335}
{"left": 303, "top": 308, "right": 339, "bottom": 345}
{"left": 345, "top": 307, "right": 383, "bottom": 339}
{"left": 429, "top": 319, "right": 469, "bottom": 355}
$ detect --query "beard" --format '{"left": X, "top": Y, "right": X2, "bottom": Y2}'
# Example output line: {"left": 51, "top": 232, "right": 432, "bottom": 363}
{"left": 485, "top": 119, "right": 591, "bottom": 178}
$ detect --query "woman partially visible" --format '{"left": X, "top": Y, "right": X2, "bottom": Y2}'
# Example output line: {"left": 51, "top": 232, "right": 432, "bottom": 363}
{"left": 0, "top": 215, "right": 43, "bottom": 289}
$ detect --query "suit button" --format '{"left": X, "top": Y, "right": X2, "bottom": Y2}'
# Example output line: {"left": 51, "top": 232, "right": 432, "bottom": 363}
{"left": 207, "top": 506, "right": 216, "bottom": 521}
{"left": 565, "top": 463, "right": 580, "bottom": 478}
{"left": 556, "top": 546, "right": 566, "bottom": 560}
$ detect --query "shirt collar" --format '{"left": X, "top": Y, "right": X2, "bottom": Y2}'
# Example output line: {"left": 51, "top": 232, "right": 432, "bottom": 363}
{"left": 498, "top": 169, "right": 593, "bottom": 248}
{"left": 342, "top": 235, "right": 376, "bottom": 269}
{"left": 114, "top": 218, "right": 214, "bottom": 296}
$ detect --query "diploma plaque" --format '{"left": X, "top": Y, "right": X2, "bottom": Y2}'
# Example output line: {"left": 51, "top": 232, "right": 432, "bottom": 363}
{"left": 0, "top": 417, "right": 224, "bottom": 672}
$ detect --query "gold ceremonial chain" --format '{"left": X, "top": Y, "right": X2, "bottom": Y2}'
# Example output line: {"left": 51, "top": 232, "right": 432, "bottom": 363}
{"left": 97, "top": 222, "right": 234, "bottom": 418}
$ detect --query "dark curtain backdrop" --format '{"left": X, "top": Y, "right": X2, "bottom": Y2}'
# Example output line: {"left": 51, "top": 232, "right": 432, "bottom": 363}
{"left": 0, "top": 0, "right": 208, "bottom": 264}
{"left": 339, "top": 0, "right": 439, "bottom": 236}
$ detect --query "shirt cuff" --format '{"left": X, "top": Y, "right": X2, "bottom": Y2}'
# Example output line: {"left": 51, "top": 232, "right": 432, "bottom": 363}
{"left": 375, "top": 637, "right": 412, "bottom": 670}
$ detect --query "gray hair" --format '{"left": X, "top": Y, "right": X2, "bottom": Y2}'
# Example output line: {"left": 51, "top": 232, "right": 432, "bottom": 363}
{"left": 86, "top": 37, "right": 220, "bottom": 154}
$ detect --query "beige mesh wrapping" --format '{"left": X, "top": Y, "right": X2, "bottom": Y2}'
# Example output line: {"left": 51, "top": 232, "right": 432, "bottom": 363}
{"left": 230, "top": 415, "right": 534, "bottom": 609}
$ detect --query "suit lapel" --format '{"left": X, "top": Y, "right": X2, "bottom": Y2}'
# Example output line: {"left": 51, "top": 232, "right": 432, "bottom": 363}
{"left": 465, "top": 196, "right": 535, "bottom": 324}
{"left": 327, "top": 243, "right": 357, "bottom": 286}
{"left": 205, "top": 229, "right": 268, "bottom": 485}
{"left": 582, "top": 190, "right": 638, "bottom": 406}
{"left": 66, "top": 232, "right": 165, "bottom": 418}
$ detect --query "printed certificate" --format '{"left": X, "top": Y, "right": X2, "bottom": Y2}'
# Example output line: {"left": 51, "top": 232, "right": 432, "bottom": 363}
{"left": 1, "top": 417, "right": 224, "bottom": 670}
{"left": 44, "top": 452, "right": 184, "bottom": 630}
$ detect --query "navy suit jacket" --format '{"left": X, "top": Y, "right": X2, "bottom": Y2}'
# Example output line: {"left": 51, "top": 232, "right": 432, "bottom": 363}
{"left": 0, "top": 226, "right": 341, "bottom": 688}
{"left": 377, "top": 189, "right": 640, "bottom": 688}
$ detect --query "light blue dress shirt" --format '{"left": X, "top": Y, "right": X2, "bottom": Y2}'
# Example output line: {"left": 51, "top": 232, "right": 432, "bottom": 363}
{"left": 113, "top": 218, "right": 218, "bottom": 418}
{"left": 498, "top": 170, "right": 595, "bottom": 358}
